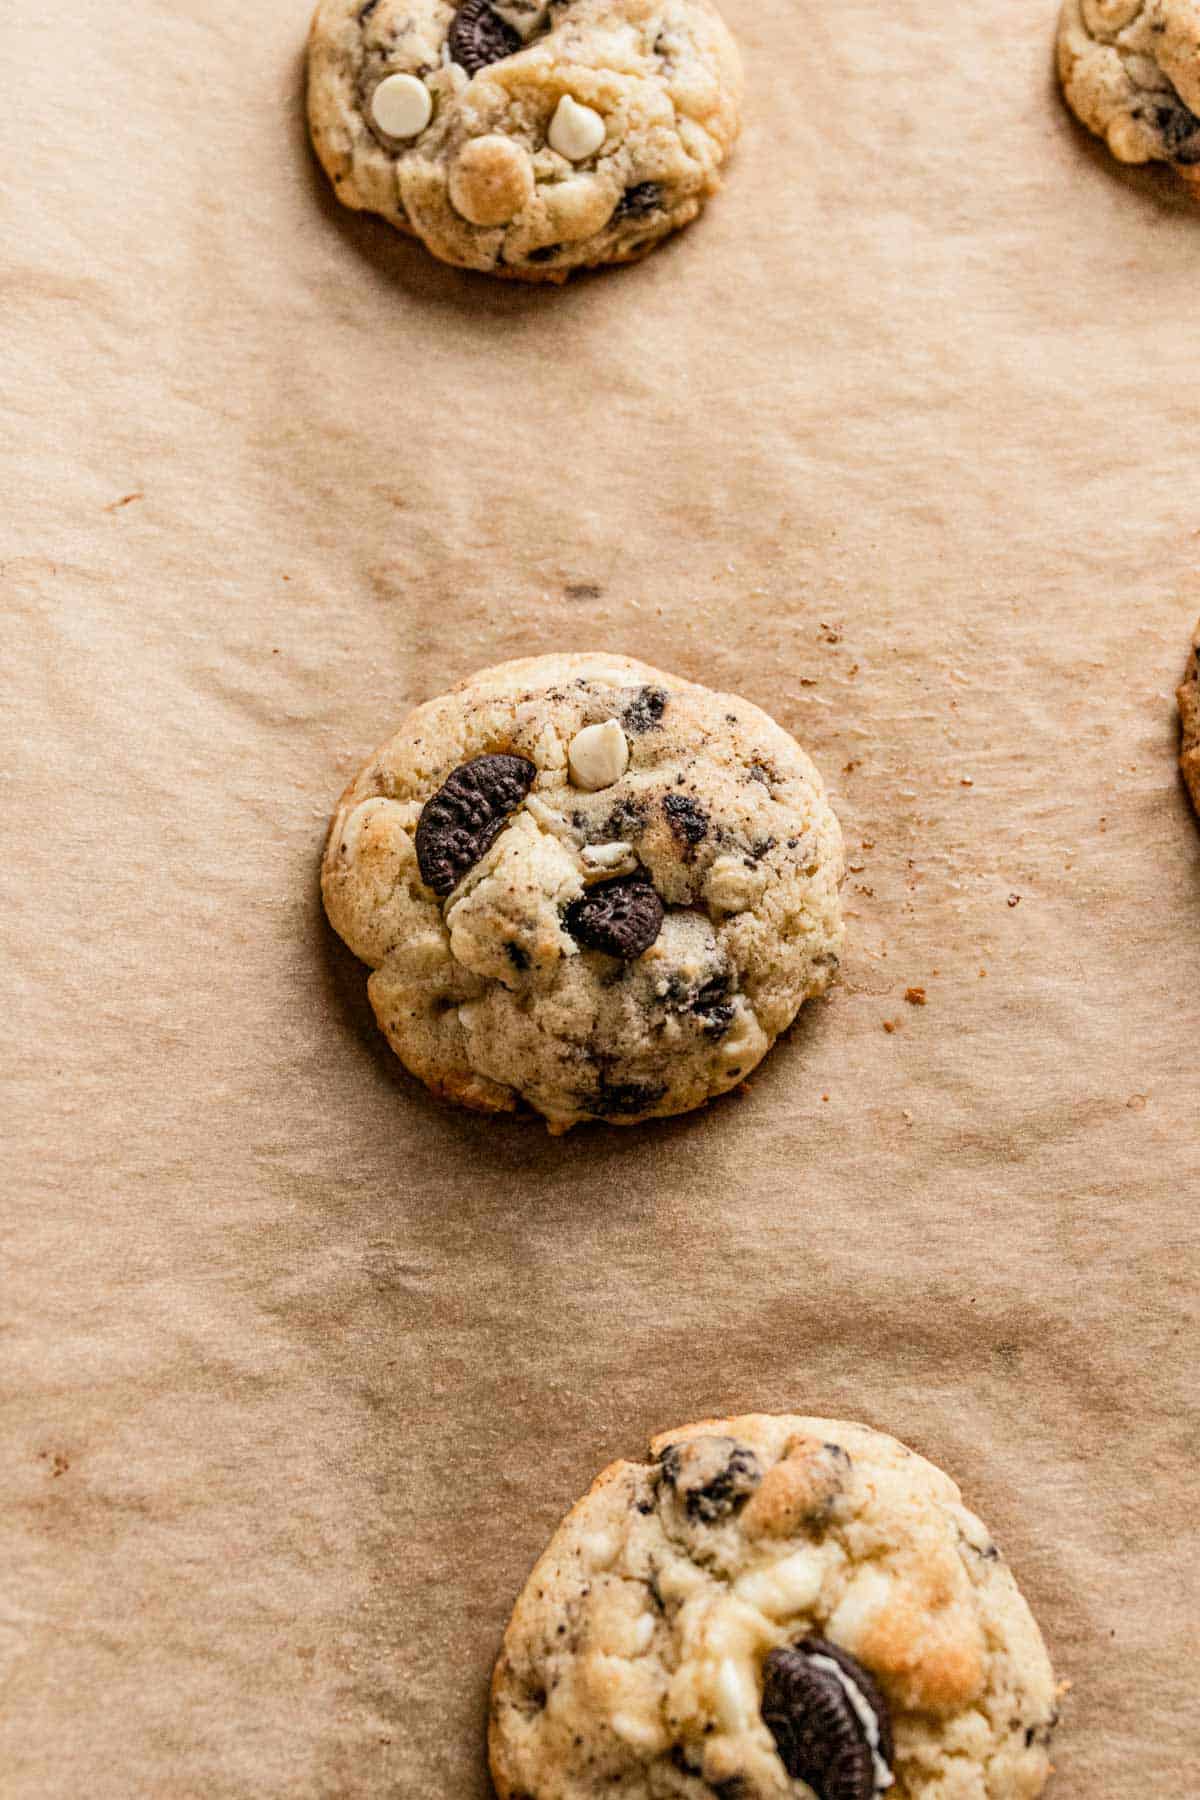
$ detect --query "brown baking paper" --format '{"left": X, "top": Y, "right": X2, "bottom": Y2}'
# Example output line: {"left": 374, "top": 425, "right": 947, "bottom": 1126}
{"left": 2, "top": 0, "right": 1199, "bottom": 1793}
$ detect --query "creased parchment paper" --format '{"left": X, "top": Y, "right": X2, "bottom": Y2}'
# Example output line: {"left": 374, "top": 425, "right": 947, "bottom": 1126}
{"left": 2, "top": 1, "right": 1198, "bottom": 1794}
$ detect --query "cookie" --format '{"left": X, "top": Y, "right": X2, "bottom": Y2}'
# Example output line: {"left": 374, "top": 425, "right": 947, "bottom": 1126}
{"left": 1057, "top": 0, "right": 1200, "bottom": 184}
{"left": 490, "top": 1414, "right": 1061, "bottom": 1800}
{"left": 321, "top": 653, "right": 843, "bottom": 1132}
{"left": 1178, "top": 617, "right": 1200, "bottom": 813}
{"left": 306, "top": 0, "right": 742, "bottom": 281}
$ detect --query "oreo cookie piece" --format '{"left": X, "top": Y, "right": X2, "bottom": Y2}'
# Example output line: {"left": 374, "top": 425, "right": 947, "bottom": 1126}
{"left": 564, "top": 872, "right": 664, "bottom": 959}
{"left": 761, "top": 1638, "right": 894, "bottom": 1800}
{"left": 663, "top": 791, "right": 708, "bottom": 856}
{"left": 489, "top": 1411, "right": 1059, "bottom": 1799}
{"left": 657, "top": 1435, "right": 761, "bottom": 1522}
{"left": 414, "top": 753, "right": 536, "bottom": 897}
{"left": 623, "top": 686, "right": 668, "bottom": 733}
{"left": 616, "top": 180, "right": 665, "bottom": 218}
{"left": 448, "top": 0, "right": 522, "bottom": 74}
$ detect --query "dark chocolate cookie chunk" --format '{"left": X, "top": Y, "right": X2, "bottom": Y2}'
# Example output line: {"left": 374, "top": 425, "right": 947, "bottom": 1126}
{"left": 761, "top": 1638, "right": 893, "bottom": 1800}
{"left": 616, "top": 181, "right": 665, "bottom": 218}
{"left": 448, "top": 0, "right": 522, "bottom": 74}
{"left": 623, "top": 686, "right": 668, "bottom": 733}
{"left": 658, "top": 1435, "right": 761, "bottom": 1522}
{"left": 1144, "top": 94, "right": 1200, "bottom": 160}
{"left": 663, "top": 791, "right": 708, "bottom": 856}
{"left": 582, "top": 1076, "right": 669, "bottom": 1119}
{"left": 564, "top": 872, "right": 664, "bottom": 959}
{"left": 415, "top": 753, "right": 536, "bottom": 897}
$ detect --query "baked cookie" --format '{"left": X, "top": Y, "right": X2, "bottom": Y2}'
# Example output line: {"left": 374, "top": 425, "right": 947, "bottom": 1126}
{"left": 1057, "top": 0, "right": 1200, "bottom": 184}
{"left": 1178, "top": 617, "right": 1200, "bottom": 813}
{"left": 490, "top": 1414, "right": 1061, "bottom": 1800}
{"left": 306, "top": 0, "right": 742, "bottom": 280}
{"left": 322, "top": 653, "right": 843, "bottom": 1132}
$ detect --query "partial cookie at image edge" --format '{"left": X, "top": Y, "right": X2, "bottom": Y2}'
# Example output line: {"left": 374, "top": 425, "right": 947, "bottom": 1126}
{"left": 306, "top": 0, "right": 743, "bottom": 282}
{"left": 489, "top": 1412, "right": 1062, "bottom": 1800}
{"left": 1178, "top": 617, "right": 1200, "bottom": 813}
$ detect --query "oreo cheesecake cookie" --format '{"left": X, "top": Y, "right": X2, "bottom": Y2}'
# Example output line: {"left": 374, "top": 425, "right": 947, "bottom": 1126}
{"left": 490, "top": 1415, "right": 1061, "bottom": 1799}
{"left": 321, "top": 653, "right": 843, "bottom": 1131}
{"left": 306, "top": 0, "right": 743, "bottom": 280}
{"left": 1057, "top": 0, "right": 1200, "bottom": 185}
{"left": 1178, "top": 617, "right": 1200, "bottom": 814}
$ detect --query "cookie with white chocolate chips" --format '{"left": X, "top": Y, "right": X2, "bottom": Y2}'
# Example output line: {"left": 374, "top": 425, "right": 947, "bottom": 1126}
{"left": 321, "top": 653, "right": 843, "bottom": 1131}
{"left": 490, "top": 1415, "right": 1061, "bottom": 1800}
{"left": 1057, "top": 0, "right": 1200, "bottom": 185}
{"left": 306, "top": 0, "right": 742, "bottom": 280}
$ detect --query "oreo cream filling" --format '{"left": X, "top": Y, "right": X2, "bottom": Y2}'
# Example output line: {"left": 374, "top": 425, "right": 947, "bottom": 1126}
{"left": 808, "top": 1655, "right": 894, "bottom": 1795}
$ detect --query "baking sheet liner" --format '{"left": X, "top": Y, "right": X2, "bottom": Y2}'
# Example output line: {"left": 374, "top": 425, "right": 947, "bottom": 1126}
{"left": 2, "top": 0, "right": 1199, "bottom": 1792}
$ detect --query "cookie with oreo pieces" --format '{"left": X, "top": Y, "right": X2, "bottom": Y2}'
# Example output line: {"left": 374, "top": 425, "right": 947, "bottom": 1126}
{"left": 321, "top": 653, "right": 844, "bottom": 1131}
{"left": 489, "top": 1413, "right": 1061, "bottom": 1800}
{"left": 1058, "top": 0, "right": 1200, "bottom": 186}
{"left": 306, "top": 0, "right": 743, "bottom": 281}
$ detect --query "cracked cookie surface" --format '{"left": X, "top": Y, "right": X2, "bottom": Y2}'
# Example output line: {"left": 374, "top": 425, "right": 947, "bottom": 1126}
{"left": 490, "top": 1414, "right": 1060, "bottom": 1800}
{"left": 306, "top": 0, "right": 742, "bottom": 279}
{"left": 321, "top": 653, "right": 843, "bottom": 1132}
{"left": 1057, "top": 0, "right": 1200, "bottom": 181}
{"left": 1178, "top": 617, "right": 1200, "bottom": 813}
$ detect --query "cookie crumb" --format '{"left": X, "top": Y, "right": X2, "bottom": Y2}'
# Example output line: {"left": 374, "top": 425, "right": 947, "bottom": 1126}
{"left": 1007, "top": 894, "right": 1021, "bottom": 907}
{"left": 882, "top": 1019, "right": 897, "bottom": 1034}
{"left": 904, "top": 987, "right": 927, "bottom": 1006}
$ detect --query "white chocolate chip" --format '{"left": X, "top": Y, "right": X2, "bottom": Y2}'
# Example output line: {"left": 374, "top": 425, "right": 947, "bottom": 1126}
{"left": 581, "top": 840, "right": 635, "bottom": 873}
{"left": 712, "top": 1657, "right": 754, "bottom": 1733}
{"left": 548, "top": 94, "right": 607, "bottom": 162}
{"left": 610, "top": 1710, "right": 664, "bottom": 1751}
{"left": 370, "top": 72, "right": 433, "bottom": 139}
{"left": 525, "top": 793, "right": 579, "bottom": 840}
{"left": 580, "top": 1527, "right": 619, "bottom": 1570}
{"left": 568, "top": 719, "right": 629, "bottom": 790}
{"left": 734, "top": 1548, "right": 823, "bottom": 1618}
{"left": 333, "top": 795, "right": 416, "bottom": 863}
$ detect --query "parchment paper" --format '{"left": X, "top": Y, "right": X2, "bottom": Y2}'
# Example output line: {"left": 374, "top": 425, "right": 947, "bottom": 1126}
{"left": 2, "top": 0, "right": 1198, "bottom": 1793}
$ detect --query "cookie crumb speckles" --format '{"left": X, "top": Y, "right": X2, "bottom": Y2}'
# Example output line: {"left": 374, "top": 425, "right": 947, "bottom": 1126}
{"left": 323, "top": 654, "right": 843, "bottom": 1131}
{"left": 490, "top": 1414, "right": 1059, "bottom": 1800}
{"left": 307, "top": 0, "right": 743, "bottom": 280}
{"left": 1058, "top": 0, "right": 1200, "bottom": 182}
